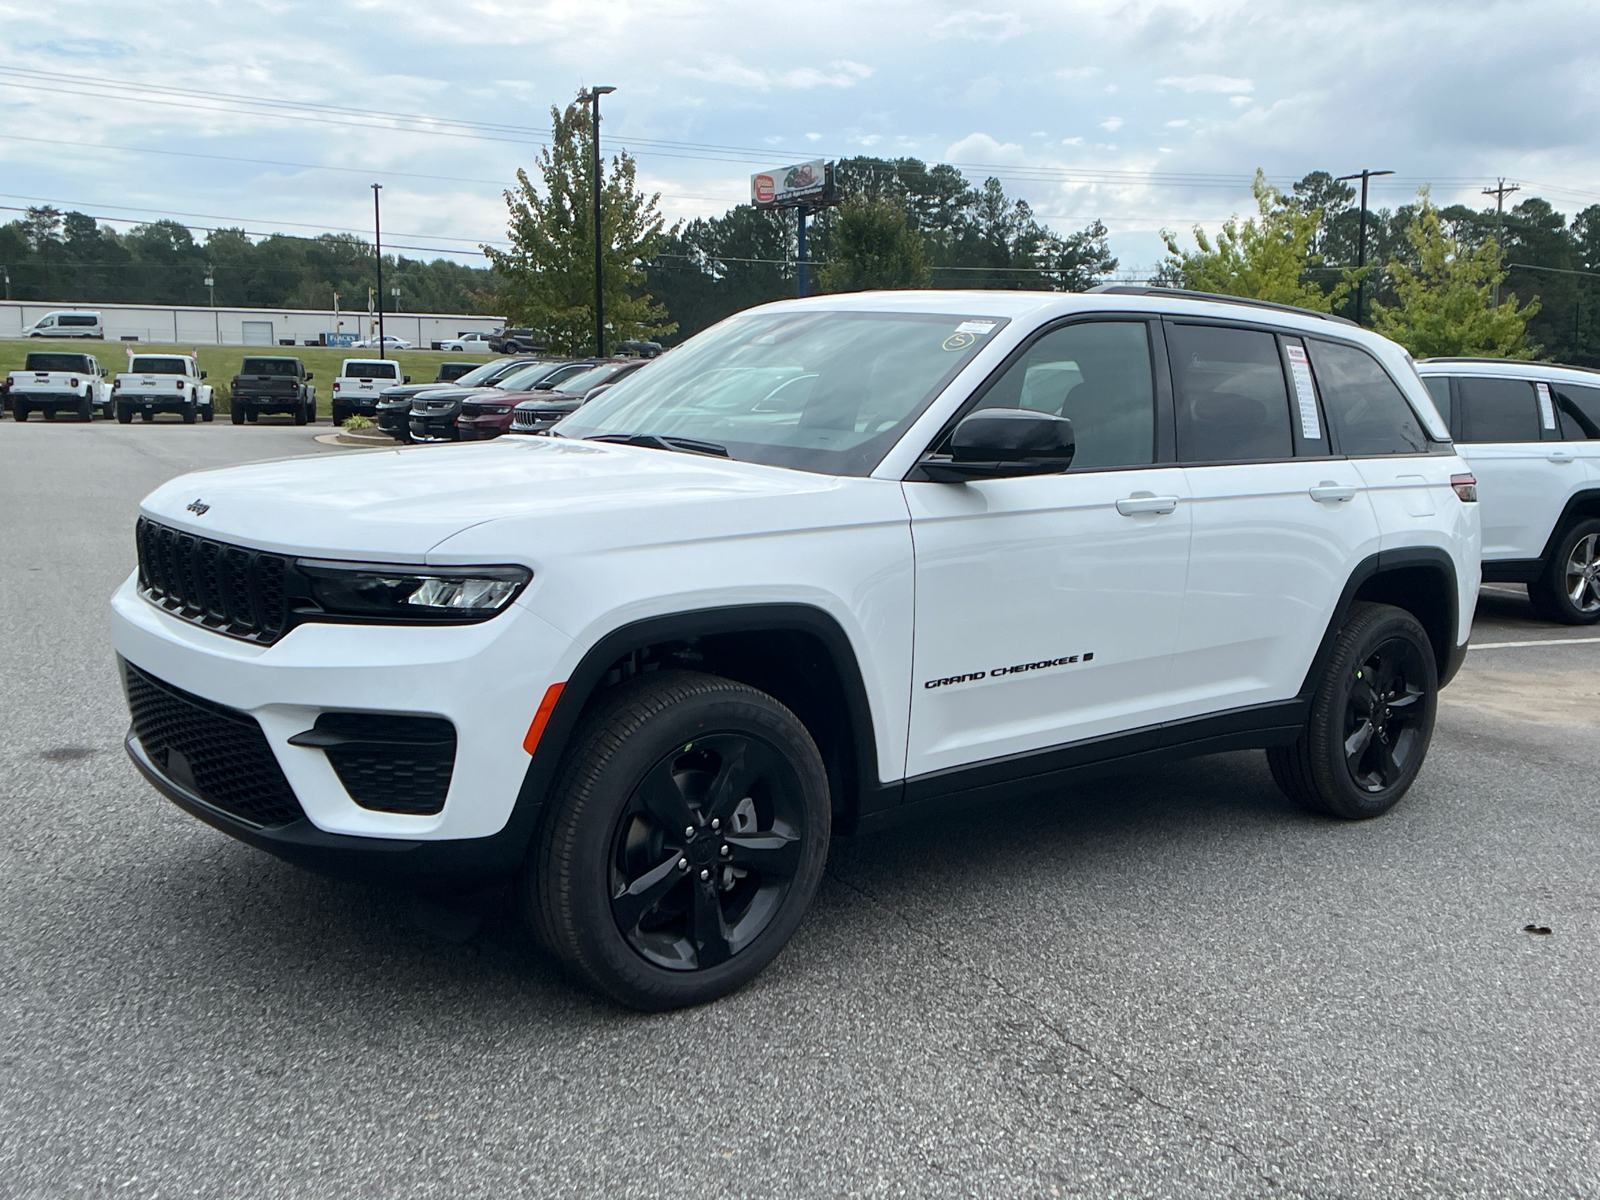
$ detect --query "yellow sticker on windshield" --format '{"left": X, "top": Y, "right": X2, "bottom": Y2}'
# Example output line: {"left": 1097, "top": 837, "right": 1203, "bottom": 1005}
{"left": 943, "top": 331, "right": 976, "bottom": 352}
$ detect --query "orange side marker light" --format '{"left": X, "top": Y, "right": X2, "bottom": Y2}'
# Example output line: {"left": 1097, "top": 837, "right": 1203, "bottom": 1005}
{"left": 522, "top": 682, "right": 566, "bottom": 755}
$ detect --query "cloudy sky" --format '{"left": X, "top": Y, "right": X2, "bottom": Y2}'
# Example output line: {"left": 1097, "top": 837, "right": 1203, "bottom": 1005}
{"left": 3, "top": 0, "right": 1598, "bottom": 276}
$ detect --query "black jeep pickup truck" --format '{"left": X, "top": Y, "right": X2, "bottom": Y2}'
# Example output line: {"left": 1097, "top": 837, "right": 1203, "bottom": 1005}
{"left": 229, "top": 357, "right": 316, "bottom": 425}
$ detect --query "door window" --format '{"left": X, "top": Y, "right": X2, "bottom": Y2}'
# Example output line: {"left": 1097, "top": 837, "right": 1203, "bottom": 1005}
{"left": 1169, "top": 323, "right": 1292, "bottom": 463}
{"left": 1423, "top": 377, "right": 1452, "bottom": 428}
{"left": 969, "top": 320, "right": 1154, "bottom": 469}
{"left": 1554, "top": 382, "right": 1600, "bottom": 439}
{"left": 1305, "top": 339, "right": 1429, "bottom": 454}
{"left": 1456, "top": 377, "right": 1540, "bottom": 443}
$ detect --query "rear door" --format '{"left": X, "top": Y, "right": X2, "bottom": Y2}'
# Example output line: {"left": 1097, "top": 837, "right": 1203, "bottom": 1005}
{"left": 904, "top": 316, "right": 1191, "bottom": 777}
{"left": 1163, "top": 321, "right": 1383, "bottom": 719}
{"left": 1453, "top": 375, "right": 1553, "bottom": 562}
{"left": 1551, "top": 378, "right": 1600, "bottom": 501}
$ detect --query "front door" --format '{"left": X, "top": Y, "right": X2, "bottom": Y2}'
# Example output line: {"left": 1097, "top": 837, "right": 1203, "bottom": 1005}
{"left": 904, "top": 318, "right": 1191, "bottom": 779}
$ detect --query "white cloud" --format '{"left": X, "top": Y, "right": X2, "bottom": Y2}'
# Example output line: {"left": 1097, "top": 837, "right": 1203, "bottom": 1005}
{"left": 857, "top": 134, "right": 884, "bottom": 146}
{"left": 1055, "top": 67, "right": 1099, "bottom": 81}
{"left": 1100, "top": 117, "right": 1124, "bottom": 132}
{"left": 805, "top": 132, "right": 822, "bottom": 141}
{"left": 1061, "top": 136, "right": 1084, "bottom": 146}
{"left": 944, "top": 132, "right": 1025, "bottom": 166}
{"left": 1159, "top": 74, "right": 1255, "bottom": 95}
{"left": 1229, "top": 95, "right": 1255, "bottom": 107}
{"left": 676, "top": 56, "right": 872, "bottom": 91}
{"left": 932, "top": 10, "right": 1023, "bottom": 41}
{"left": 1165, "top": 118, "right": 1190, "bottom": 128}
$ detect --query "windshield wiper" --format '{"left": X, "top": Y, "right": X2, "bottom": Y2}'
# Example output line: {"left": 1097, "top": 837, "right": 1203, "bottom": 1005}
{"left": 584, "top": 433, "right": 729, "bottom": 458}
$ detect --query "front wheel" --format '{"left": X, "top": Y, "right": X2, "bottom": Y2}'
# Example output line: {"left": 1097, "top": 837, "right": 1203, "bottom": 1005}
{"left": 524, "top": 671, "right": 831, "bottom": 1010}
{"left": 1268, "top": 601, "right": 1438, "bottom": 820}
{"left": 1529, "top": 519, "right": 1600, "bottom": 625}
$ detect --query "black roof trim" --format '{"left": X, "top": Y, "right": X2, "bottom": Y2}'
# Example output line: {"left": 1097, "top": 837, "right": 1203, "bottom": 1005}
{"left": 1086, "top": 284, "right": 1360, "bottom": 327}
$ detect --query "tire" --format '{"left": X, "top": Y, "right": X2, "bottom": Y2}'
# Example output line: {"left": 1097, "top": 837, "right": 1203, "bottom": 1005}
{"left": 1528, "top": 519, "right": 1600, "bottom": 625}
{"left": 246, "top": 408, "right": 258, "bottom": 423}
{"left": 231, "top": 405, "right": 245, "bottom": 425}
{"left": 141, "top": 410, "right": 153, "bottom": 422}
{"left": 1267, "top": 601, "right": 1438, "bottom": 820}
{"left": 523, "top": 671, "right": 831, "bottom": 1010}
{"left": 12, "top": 402, "right": 26, "bottom": 422}
{"left": 117, "top": 404, "right": 132, "bottom": 425}
{"left": 182, "top": 399, "right": 197, "bottom": 425}
{"left": 202, "top": 406, "right": 213, "bottom": 422}
{"left": 43, "top": 408, "right": 55, "bottom": 421}
{"left": 293, "top": 401, "right": 308, "bottom": 426}
{"left": 78, "top": 395, "right": 93, "bottom": 421}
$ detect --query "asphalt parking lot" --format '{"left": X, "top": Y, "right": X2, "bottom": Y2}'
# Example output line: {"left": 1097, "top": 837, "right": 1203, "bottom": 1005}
{"left": 2, "top": 421, "right": 1597, "bottom": 1199}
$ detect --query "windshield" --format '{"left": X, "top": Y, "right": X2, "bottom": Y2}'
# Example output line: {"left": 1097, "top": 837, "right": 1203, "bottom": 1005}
{"left": 557, "top": 310, "right": 1006, "bottom": 475}
{"left": 547, "top": 363, "right": 622, "bottom": 395}
{"left": 496, "top": 361, "right": 572, "bottom": 391}
{"left": 241, "top": 358, "right": 298, "bottom": 375}
{"left": 130, "top": 357, "right": 189, "bottom": 375}
{"left": 25, "top": 353, "right": 91, "bottom": 372}
{"left": 343, "top": 361, "right": 396, "bottom": 379}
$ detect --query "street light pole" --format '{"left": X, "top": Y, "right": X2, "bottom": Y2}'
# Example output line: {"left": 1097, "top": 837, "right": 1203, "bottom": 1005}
{"left": 372, "top": 183, "right": 386, "bottom": 356}
{"left": 1336, "top": 168, "right": 1394, "bottom": 326}
{"left": 582, "top": 86, "right": 616, "bottom": 358}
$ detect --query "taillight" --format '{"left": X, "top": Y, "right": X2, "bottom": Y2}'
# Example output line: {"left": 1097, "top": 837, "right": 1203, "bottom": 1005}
{"left": 69, "top": 377, "right": 79, "bottom": 387}
{"left": 112, "top": 379, "right": 120, "bottom": 391}
{"left": 1451, "top": 473, "right": 1477, "bottom": 502}
{"left": 333, "top": 380, "right": 342, "bottom": 391}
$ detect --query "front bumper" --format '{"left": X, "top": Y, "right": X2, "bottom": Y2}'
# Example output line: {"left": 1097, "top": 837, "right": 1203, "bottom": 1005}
{"left": 409, "top": 412, "right": 459, "bottom": 442}
{"left": 373, "top": 404, "right": 410, "bottom": 436}
{"left": 111, "top": 572, "right": 574, "bottom": 852}
{"left": 457, "top": 413, "right": 515, "bottom": 441}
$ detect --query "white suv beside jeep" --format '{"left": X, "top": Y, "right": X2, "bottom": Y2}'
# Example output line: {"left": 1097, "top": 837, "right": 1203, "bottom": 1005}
{"left": 1416, "top": 358, "right": 1600, "bottom": 622}
{"left": 111, "top": 288, "right": 1481, "bottom": 1009}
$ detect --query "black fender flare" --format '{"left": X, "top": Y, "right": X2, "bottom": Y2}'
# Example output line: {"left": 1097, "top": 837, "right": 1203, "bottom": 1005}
{"left": 1536, "top": 488, "right": 1600, "bottom": 566}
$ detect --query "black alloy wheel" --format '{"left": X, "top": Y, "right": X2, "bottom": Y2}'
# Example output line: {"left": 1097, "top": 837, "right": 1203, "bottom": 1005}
{"left": 525, "top": 671, "right": 830, "bottom": 1010}
{"left": 1268, "top": 601, "right": 1438, "bottom": 819}
{"left": 1530, "top": 519, "right": 1600, "bottom": 625}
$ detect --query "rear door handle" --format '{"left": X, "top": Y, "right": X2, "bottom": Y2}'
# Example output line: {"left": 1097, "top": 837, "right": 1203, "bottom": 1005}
{"left": 1309, "top": 482, "right": 1357, "bottom": 503}
{"left": 1116, "top": 492, "right": 1180, "bottom": 516}
{"left": 1548, "top": 453, "right": 1575, "bottom": 464}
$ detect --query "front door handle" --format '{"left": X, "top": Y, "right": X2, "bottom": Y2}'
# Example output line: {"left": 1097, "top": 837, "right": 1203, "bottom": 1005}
{"left": 1116, "top": 492, "right": 1180, "bottom": 516}
{"left": 1309, "top": 482, "right": 1357, "bottom": 503}
{"left": 1548, "top": 452, "right": 1575, "bottom": 464}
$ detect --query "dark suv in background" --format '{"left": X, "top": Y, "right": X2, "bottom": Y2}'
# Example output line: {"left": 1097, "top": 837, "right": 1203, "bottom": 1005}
{"left": 375, "top": 357, "right": 539, "bottom": 442}
{"left": 410, "top": 360, "right": 590, "bottom": 443}
{"left": 229, "top": 357, "right": 316, "bottom": 425}
{"left": 457, "top": 360, "right": 615, "bottom": 440}
{"left": 489, "top": 329, "right": 544, "bottom": 354}
{"left": 504, "top": 360, "right": 651, "bottom": 437}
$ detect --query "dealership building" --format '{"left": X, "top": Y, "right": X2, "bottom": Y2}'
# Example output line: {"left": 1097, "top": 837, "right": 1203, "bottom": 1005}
{"left": 0, "top": 300, "right": 503, "bottom": 348}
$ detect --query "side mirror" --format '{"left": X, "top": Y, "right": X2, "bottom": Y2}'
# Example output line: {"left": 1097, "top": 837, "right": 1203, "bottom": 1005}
{"left": 200, "top": 370, "right": 208, "bottom": 379}
{"left": 404, "top": 375, "right": 412, "bottom": 384}
{"left": 305, "top": 372, "right": 314, "bottom": 381}
{"left": 921, "top": 410, "right": 1075, "bottom": 482}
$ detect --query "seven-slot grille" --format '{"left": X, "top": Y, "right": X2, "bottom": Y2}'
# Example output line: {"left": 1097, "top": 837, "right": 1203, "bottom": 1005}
{"left": 512, "top": 407, "right": 564, "bottom": 430}
{"left": 122, "top": 659, "right": 306, "bottom": 828}
{"left": 136, "top": 517, "right": 289, "bottom": 643}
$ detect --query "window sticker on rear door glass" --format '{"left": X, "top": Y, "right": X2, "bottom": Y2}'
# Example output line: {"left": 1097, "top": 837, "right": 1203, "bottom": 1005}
{"left": 1285, "top": 343, "right": 1322, "bottom": 439}
{"left": 1537, "top": 382, "right": 1557, "bottom": 430}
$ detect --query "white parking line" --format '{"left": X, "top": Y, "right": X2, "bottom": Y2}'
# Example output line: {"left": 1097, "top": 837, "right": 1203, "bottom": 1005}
{"left": 1470, "top": 636, "right": 1600, "bottom": 650}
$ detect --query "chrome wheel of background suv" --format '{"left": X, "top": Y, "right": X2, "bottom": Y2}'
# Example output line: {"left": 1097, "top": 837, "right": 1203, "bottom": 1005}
{"left": 1530, "top": 519, "right": 1600, "bottom": 625}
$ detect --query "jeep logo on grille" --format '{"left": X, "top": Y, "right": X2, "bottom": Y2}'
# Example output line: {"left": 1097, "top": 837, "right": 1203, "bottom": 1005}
{"left": 186, "top": 499, "right": 210, "bottom": 515}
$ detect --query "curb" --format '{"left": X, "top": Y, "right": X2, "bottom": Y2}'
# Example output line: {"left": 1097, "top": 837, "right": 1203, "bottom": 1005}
{"left": 314, "top": 430, "right": 400, "bottom": 448}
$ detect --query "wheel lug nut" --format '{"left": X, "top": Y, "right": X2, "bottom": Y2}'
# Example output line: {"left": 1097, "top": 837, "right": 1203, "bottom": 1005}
{"left": 700, "top": 868, "right": 711, "bottom": 881}
{"left": 684, "top": 825, "right": 695, "bottom": 839}
{"left": 720, "top": 844, "right": 731, "bottom": 857}
{"left": 677, "top": 858, "right": 688, "bottom": 871}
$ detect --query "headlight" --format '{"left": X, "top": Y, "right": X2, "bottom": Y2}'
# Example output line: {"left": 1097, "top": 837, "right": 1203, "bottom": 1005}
{"left": 296, "top": 560, "right": 531, "bottom": 622}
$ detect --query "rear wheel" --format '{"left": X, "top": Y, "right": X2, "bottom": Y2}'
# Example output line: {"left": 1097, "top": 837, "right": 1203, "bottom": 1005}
{"left": 78, "top": 395, "right": 93, "bottom": 421}
{"left": 182, "top": 398, "right": 197, "bottom": 425}
{"left": 293, "top": 401, "right": 308, "bottom": 425}
{"left": 524, "top": 671, "right": 831, "bottom": 1010}
{"left": 1268, "top": 601, "right": 1438, "bottom": 820}
{"left": 141, "top": 410, "right": 154, "bottom": 422}
{"left": 12, "top": 402, "right": 26, "bottom": 422}
{"left": 202, "top": 405, "right": 213, "bottom": 422}
{"left": 116, "top": 404, "right": 132, "bottom": 424}
{"left": 43, "top": 408, "right": 55, "bottom": 421}
{"left": 231, "top": 405, "right": 245, "bottom": 425}
{"left": 1529, "top": 519, "right": 1600, "bottom": 625}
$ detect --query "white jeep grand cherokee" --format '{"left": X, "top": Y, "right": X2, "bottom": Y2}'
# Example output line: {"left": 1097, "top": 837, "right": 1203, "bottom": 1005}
{"left": 112, "top": 288, "right": 1481, "bottom": 1009}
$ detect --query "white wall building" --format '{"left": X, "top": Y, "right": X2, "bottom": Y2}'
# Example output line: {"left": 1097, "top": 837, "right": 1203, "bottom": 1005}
{"left": 0, "top": 300, "right": 503, "bottom": 348}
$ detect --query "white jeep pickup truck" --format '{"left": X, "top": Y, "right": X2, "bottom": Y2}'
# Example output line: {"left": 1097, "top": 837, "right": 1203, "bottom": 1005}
{"left": 114, "top": 354, "right": 214, "bottom": 424}
{"left": 7, "top": 350, "right": 112, "bottom": 421}
{"left": 114, "top": 287, "right": 1480, "bottom": 1010}
{"left": 1417, "top": 358, "right": 1600, "bottom": 623}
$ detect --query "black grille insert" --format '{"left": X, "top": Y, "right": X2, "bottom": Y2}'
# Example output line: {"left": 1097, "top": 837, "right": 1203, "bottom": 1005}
{"left": 122, "top": 659, "right": 306, "bottom": 828}
{"left": 289, "top": 713, "right": 456, "bottom": 816}
{"left": 136, "top": 517, "right": 290, "bottom": 643}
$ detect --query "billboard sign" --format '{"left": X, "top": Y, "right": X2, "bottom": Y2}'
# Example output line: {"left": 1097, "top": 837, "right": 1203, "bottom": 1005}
{"left": 751, "top": 159, "right": 832, "bottom": 209}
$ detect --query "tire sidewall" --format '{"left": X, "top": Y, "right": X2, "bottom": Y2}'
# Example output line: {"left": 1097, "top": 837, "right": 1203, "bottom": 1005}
{"left": 1539, "top": 519, "right": 1600, "bottom": 625}
{"left": 540, "top": 675, "right": 831, "bottom": 1010}
{"left": 1309, "top": 603, "right": 1438, "bottom": 818}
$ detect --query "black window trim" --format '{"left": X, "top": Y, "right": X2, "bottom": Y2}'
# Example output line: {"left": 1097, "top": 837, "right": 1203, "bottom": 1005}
{"left": 905, "top": 311, "right": 1174, "bottom": 481}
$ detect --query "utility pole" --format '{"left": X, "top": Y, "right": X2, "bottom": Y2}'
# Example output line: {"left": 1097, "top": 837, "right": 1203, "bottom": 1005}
{"left": 3, "top": 265, "right": 10, "bottom": 301}
{"left": 1336, "top": 168, "right": 1394, "bottom": 326}
{"left": 796, "top": 207, "right": 809, "bottom": 297}
{"left": 372, "top": 183, "right": 386, "bottom": 356}
{"left": 204, "top": 265, "right": 215, "bottom": 307}
{"left": 581, "top": 86, "right": 616, "bottom": 358}
{"left": 1483, "top": 178, "right": 1520, "bottom": 307}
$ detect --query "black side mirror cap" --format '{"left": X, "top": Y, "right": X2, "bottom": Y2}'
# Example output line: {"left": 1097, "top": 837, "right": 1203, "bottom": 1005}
{"left": 404, "top": 376, "right": 412, "bottom": 384}
{"left": 921, "top": 409, "right": 1075, "bottom": 482}
{"left": 305, "top": 372, "right": 314, "bottom": 380}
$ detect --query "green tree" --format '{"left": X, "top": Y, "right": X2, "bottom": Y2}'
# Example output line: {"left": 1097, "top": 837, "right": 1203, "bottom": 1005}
{"left": 816, "top": 195, "right": 931, "bottom": 292}
{"left": 1372, "top": 191, "right": 1538, "bottom": 359}
{"left": 1162, "top": 170, "right": 1350, "bottom": 311}
{"left": 485, "top": 92, "right": 675, "bottom": 355}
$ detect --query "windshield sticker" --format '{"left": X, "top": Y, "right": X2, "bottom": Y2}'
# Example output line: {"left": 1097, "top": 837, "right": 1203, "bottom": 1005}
{"left": 1285, "top": 344, "right": 1322, "bottom": 440}
{"left": 943, "top": 332, "right": 976, "bottom": 352}
{"left": 1537, "top": 382, "right": 1557, "bottom": 430}
{"left": 954, "top": 319, "right": 998, "bottom": 335}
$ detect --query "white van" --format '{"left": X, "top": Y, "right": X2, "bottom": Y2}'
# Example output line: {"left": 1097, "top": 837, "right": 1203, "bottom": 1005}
{"left": 24, "top": 310, "right": 104, "bottom": 339}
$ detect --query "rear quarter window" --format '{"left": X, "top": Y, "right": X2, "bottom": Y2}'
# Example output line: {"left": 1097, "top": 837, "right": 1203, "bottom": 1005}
{"left": 1554, "top": 382, "right": 1600, "bottom": 439}
{"left": 1422, "top": 377, "right": 1452, "bottom": 428}
{"left": 1305, "top": 340, "right": 1429, "bottom": 455}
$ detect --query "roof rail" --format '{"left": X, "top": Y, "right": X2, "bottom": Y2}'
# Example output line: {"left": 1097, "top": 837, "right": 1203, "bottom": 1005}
{"left": 1086, "top": 284, "right": 1360, "bottom": 327}
{"left": 1418, "top": 356, "right": 1600, "bottom": 375}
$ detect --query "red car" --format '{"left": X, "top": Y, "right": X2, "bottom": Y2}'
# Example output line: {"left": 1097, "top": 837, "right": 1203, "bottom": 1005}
{"left": 459, "top": 359, "right": 649, "bottom": 441}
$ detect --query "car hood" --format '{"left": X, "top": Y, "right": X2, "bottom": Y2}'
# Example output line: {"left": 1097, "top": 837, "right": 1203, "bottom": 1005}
{"left": 137, "top": 437, "right": 863, "bottom": 561}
